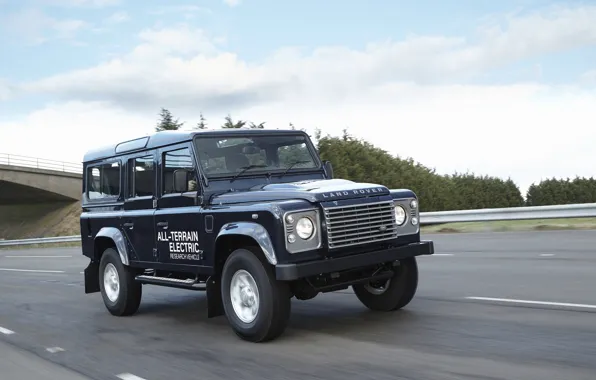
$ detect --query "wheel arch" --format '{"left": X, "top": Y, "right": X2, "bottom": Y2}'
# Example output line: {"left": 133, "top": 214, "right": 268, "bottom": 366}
{"left": 94, "top": 227, "right": 131, "bottom": 266}
{"left": 214, "top": 222, "right": 277, "bottom": 276}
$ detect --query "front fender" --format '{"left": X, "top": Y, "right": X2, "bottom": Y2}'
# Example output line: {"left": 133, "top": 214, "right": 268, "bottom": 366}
{"left": 216, "top": 222, "right": 277, "bottom": 265}
{"left": 95, "top": 227, "right": 130, "bottom": 266}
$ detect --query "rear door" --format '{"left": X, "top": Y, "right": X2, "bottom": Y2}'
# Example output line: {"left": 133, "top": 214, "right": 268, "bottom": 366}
{"left": 154, "top": 143, "right": 206, "bottom": 268}
{"left": 121, "top": 151, "right": 157, "bottom": 263}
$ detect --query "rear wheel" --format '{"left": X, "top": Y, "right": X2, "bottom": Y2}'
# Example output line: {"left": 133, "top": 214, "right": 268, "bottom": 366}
{"left": 221, "top": 247, "right": 291, "bottom": 342}
{"left": 352, "top": 257, "right": 418, "bottom": 311}
{"left": 99, "top": 247, "right": 142, "bottom": 316}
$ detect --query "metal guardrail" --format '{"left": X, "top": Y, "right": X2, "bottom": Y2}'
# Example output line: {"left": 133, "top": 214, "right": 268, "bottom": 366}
{"left": 1, "top": 203, "right": 595, "bottom": 247}
{"left": 0, "top": 235, "right": 81, "bottom": 247}
{"left": 420, "top": 202, "right": 596, "bottom": 224}
{"left": 0, "top": 152, "right": 82, "bottom": 174}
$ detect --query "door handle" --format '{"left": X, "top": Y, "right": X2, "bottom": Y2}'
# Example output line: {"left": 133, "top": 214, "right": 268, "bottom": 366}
{"left": 123, "top": 222, "right": 134, "bottom": 229}
{"left": 157, "top": 221, "right": 168, "bottom": 228}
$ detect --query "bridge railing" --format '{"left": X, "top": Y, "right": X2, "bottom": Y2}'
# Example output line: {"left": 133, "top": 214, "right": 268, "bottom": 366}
{"left": 0, "top": 153, "right": 83, "bottom": 174}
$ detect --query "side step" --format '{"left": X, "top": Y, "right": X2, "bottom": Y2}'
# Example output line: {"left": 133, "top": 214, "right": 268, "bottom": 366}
{"left": 135, "top": 275, "right": 206, "bottom": 291}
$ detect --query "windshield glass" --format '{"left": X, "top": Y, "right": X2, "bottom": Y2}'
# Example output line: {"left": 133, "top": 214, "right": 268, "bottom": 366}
{"left": 194, "top": 133, "right": 320, "bottom": 178}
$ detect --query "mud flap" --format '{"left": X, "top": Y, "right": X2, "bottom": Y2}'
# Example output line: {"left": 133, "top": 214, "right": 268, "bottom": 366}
{"left": 84, "top": 261, "right": 100, "bottom": 294}
{"left": 206, "top": 275, "right": 224, "bottom": 318}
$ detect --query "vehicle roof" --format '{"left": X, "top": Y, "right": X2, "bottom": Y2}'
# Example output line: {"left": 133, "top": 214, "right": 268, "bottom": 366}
{"left": 82, "top": 128, "right": 309, "bottom": 163}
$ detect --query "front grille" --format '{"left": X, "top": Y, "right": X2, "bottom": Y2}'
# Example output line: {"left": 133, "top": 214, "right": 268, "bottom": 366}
{"left": 323, "top": 201, "right": 397, "bottom": 249}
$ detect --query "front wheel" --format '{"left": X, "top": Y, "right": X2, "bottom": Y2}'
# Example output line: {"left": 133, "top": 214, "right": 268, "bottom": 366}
{"left": 352, "top": 257, "right": 418, "bottom": 311}
{"left": 221, "top": 247, "right": 291, "bottom": 342}
{"left": 98, "top": 247, "right": 142, "bottom": 316}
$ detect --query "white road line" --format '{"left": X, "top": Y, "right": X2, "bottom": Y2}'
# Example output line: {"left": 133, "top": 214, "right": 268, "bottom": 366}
{"left": 540, "top": 254, "right": 555, "bottom": 257}
{"left": 117, "top": 374, "right": 147, "bottom": 380}
{"left": 0, "top": 268, "right": 65, "bottom": 273}
{"left": 3, "top": 255, "right": 72, "bottom": 258}
{"left": 0, "top": 326, "right": 15, "bottom": 335}
{"left": 433, "top": 253, "right": 454, "bottom": 256}
{"left": 46, "top": 347, "right": 65, "bottom": 353}
{"left": 466, "top": 297, "right": 596, "bottom": 310}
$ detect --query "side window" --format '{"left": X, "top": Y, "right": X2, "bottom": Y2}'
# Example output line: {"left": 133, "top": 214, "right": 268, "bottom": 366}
{"left": 87, "top": 162, "right": 121, "bottom": 200}
{"left": 129, "top": 155, "right": 154, "bottom": 198}
{"left": 162, "top": 147, "right": 197, "bottom": 194}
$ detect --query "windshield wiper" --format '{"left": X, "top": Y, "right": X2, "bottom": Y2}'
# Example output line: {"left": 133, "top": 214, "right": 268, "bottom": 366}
{"left": 280, "top": 160, "right": 311, "bottom": 177}
{"left": 230, "top": 164, "right": 268, "bottom": 182}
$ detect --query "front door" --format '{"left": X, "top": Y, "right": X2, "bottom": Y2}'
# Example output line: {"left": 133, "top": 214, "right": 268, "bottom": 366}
{"left": 122, "top": 153, "right": 157, "bottom": 263}
{"left": 154, "top": 144, "right": 205, "bottom": 268}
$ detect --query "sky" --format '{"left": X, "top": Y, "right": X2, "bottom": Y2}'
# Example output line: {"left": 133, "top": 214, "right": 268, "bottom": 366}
{"left": 0, "top": 0, "right": 595, "bottom": 196}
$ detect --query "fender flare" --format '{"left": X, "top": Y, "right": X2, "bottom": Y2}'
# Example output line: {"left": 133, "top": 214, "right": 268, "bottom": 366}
{"left": 216, "top": 222, "right": 277, "bottom": 265}
{"left": 95, "top": 227, "right": 130, "bottom": 266}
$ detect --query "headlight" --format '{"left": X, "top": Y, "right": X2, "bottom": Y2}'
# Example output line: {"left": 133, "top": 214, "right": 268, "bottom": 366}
{"left": 283, "top": 209, "right": 321, "bottom": 253}
{"left": 394, "top": 205, "right": 406, "bottom": 226}
{"left": 295, "top": 217, "right": 314, "bottom": 239}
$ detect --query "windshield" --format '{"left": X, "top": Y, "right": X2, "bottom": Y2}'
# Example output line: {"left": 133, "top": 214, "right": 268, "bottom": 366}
{"left": 193, "top": 133, "right": 319, "bottom": 178}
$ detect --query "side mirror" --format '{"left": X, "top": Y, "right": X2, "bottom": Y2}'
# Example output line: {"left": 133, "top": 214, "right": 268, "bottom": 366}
{"left": 323, "top": 161, "right": 334, "bottom": 179}
{"left": 172, "top": 169, "right": 188, "bottom": 192}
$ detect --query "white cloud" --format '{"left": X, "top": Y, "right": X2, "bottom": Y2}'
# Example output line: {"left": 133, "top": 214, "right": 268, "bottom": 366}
{"left": 20, "top": 4, "right": 596, "bottom": 108}
{"left": 3, "top": 3, "right": 596, "bottom": 194}
{"left": 1, "top": 8, "right": 88, "bottom": 44}
{"left": 0, "top": 79, "right": 13, "bottom": 101}
{"left": 37, "top": 0, "right": 119, "bottom": 7}
{"left": 104, "top": 11, "right": 129, "bottom": 24}
{"left": 223, "top": 0, "right": 241, "bottom": 7}
{"left": 0, "top": 101, "right": 153, "bottom": 164}
{"left": 581, "top": 69, "right": 596, "bottom": 84}
{"left": 148, "top": 5, "right": 212, "bottom": 16}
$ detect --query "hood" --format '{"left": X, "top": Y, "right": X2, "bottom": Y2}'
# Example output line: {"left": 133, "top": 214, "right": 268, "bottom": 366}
{"left": 210, "top": 179, "right": 391, "bottom": 205}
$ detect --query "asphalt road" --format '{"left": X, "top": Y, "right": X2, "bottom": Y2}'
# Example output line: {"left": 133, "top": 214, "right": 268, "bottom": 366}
{"left": 1, "top": 230, "right": 595, "bottom": 380}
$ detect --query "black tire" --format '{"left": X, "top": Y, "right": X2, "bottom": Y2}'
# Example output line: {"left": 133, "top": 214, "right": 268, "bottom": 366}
{"left": 98, "top": 247, "right": 142, "bottom": 316}
{"left": 221, "top": 247, "right": 291, "bottom": 342}
{"left": 352, "top": 257, "right": 418, "bottom": 311}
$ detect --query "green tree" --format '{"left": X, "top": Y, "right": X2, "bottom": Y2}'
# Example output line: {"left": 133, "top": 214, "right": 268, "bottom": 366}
{"left": 195, "top": 113, "right": 207, "bottom": 129}
{"left": 220, "top": 114, "right": 267, "bottom": 129}
{"left": 221, "top": 114, "right": 247, "bottom": 128}
{"left": 155, "top": 108, "right": 184, "bottom": 131}
{"left": 526, "top": 176, "right": 596, "bottom": 206}
{"left": 249, "top": 121, "right": 266, "bottom": 129}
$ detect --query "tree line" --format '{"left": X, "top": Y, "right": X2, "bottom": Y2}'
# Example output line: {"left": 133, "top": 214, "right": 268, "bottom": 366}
{"left": 155, "top": 108, "right": 594, "bottom": 211}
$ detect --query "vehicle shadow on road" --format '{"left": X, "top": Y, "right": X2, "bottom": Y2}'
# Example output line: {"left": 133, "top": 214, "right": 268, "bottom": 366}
{"left": 132, "top": 289, "right": 421, "bottom": 342}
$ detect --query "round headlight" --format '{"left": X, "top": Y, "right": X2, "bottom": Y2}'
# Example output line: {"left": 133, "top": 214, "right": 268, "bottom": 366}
{"left": 394, "top": 205, "right": 407, "bottom": 225}
{"left": 295, "top": 217, "right": 314, "bottom": 239}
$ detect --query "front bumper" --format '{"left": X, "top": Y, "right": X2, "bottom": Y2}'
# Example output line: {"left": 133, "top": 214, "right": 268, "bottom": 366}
{"left": 275, "top": 240, "right": 434, "bottom": 281}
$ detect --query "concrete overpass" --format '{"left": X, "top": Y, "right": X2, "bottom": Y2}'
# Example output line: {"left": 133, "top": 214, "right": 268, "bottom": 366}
{"left": 0, "top": 153, "right": 82, "bottom": 204}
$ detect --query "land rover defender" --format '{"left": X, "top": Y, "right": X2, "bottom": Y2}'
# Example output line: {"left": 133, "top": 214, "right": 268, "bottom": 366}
{"left": 80, "top": 128, "right": 434, "bottom": 342}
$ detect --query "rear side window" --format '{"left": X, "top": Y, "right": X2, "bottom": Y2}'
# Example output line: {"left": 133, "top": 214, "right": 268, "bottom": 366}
{"left": 87, "top": 162, "right": 121, "bottom": 200}
{"left": 129, "top": 155, "right": 154, "bottom": 198}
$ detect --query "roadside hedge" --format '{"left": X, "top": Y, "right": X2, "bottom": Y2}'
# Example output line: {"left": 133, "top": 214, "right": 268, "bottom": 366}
{"left": 314, "top": 129, "right": 592, "bottom": 211}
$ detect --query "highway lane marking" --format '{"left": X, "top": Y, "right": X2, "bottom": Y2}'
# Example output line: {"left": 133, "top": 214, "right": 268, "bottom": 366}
{"left": 540, "top": 254, "right": 555, "bottom": 257}
{"left": 46, "top": 347, "right": 65, "bottom": 353}
{"left": 0, "top": 326, "right": 15, "bottom": 335}
{"left": 117, "top": 374, "right": 147, "bottom": 380}
{"left": 0, "top": 268, "right": 65, "bottom": 273}
{"left": 466, "top": 297, "right": 596, "bottom": 310}
{"left": 433, "top": 253, "right": 454, "bottom": 256}
{"left": 3, "top": 255, "right": 72, "bottom": 258}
